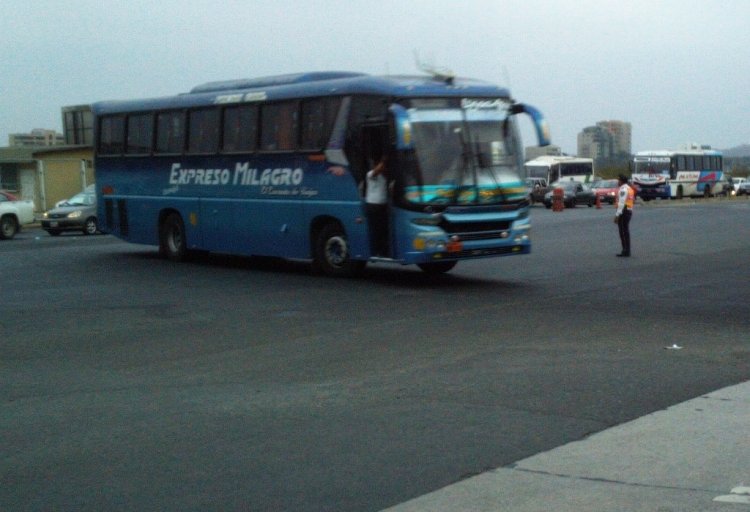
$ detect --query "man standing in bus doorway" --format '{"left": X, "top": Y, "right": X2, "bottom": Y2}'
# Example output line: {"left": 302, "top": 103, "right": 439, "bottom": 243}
{"left": 366, "top": 155, "right": 389, "bottom": 257}
{"left": 614, "top": 173, "right": 635, "bottom": 257}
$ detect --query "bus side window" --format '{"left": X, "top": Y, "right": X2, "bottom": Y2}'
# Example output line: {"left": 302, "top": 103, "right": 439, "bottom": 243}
{"left": 301, "top": 97, "right": 341, "bottom": 150}
{"left": 222, "top": 105, "right": 258, "bottom": 153}
{"left": 187, "top": 108, "right": 220, "bottom": 154}
{"left": 99, "top": 115, "right": 125, "bottom": 155}
{"left": 260, "top": 101, "right": 299, "bottom": 151}
{"left": 156, "top": 111, "right": 186, "bottom": 154}
{"left": 126, "top": 113, "right": 153, "bottom": 154}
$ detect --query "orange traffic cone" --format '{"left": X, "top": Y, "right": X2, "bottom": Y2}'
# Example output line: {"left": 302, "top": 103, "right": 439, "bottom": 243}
{"left": 595, "top": 194, "right": 602, "bottom": 209}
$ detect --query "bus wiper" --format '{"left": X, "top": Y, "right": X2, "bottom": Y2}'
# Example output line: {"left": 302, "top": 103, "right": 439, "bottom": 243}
{"left": 453, "top": 127, "right": 476, "bottom": 204}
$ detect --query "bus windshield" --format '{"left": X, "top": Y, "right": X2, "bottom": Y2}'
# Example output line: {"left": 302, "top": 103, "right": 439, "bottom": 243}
{"left": 404, "top": 106, "right": 520, "bottom": 206}
{"left": 633, "top": 157, "right": 670, "bottom": 175}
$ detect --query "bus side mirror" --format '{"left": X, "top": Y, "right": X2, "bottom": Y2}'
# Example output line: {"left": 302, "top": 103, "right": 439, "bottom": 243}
{"left": 509, "top": 103, "right": 551, "bottom": 147}
{"left": 389, "top": 104, "right": 414, "bottom": 150}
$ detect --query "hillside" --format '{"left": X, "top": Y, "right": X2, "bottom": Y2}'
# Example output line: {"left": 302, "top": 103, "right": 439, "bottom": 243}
{"left": 722, "top": 144, "right": 750, "bottom": 157}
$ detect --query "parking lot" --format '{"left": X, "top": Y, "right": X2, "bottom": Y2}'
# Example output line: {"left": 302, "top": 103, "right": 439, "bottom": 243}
{"left": 2, "top": 199, "right": 748, "bottom": 511}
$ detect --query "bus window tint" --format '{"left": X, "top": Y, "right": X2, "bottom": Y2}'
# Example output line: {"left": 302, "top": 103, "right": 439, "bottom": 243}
{"left": 156, "top": 111, "right": 186, "bottom": 153}
{"left": 261, "top": 102, "right": 298, "bottom": 151}
{"left": 188, "top": 108, "right": 220, "bottom": 154}
{"left": 301, "top": 97, "right": 341, "bottom": 150}
{"left": 222, "top": 105, "right": 258, "bottom": 152}
{"left": 99, "top": 115, "right": 125, "bottom": 154}
{"left": 126, "top": 113, "right": 153, "bottom": 154}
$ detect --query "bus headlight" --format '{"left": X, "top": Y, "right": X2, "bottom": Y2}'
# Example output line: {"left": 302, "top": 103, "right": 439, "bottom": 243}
{"left": 513, "top": 224, "right": 530, "bottom": 243}
{"left": 413, "top": 233, "right": 446, "bottom": 251}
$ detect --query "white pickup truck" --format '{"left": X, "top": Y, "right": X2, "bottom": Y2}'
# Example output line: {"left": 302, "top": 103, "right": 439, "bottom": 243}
{"left": 0, "top": 191, "right": 35, "bottom": 240}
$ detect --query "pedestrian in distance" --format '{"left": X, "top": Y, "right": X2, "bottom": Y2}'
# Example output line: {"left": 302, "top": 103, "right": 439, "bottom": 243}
{"left": 614, "top": 173, "right": 635, "bottom": 257}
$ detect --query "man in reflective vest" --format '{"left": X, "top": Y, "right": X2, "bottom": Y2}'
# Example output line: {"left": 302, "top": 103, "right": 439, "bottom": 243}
{"left": 614, "top": 174, "right": 635, "bottom": 257}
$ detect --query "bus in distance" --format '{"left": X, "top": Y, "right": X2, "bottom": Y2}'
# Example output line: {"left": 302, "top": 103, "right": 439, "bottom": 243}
{"left": 631, "top": 149, "right": 724, "bottom": 200}
{"left": 93, "top": 71, "right": 551, "bottom": 276}
{"left": 523, "top": 155, "right": 595, "bottom": 185}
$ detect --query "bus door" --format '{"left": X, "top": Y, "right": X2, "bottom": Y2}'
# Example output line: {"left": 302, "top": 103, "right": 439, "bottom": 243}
{"left": 361, "top": 123, "right": 393, "bottom": 258}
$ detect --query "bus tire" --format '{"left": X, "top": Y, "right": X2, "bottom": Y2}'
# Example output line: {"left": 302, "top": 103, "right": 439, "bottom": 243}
{"left": 417, "top": 261, "right": 457, "bottom": 274}
{"left": 676, "top": 185, "right": 684, "bottom": 200}
{"left": 159, "top": 213, "right": 187, "bottom": 262}
{"left": 703, "top": 185, "right": 711, "bottom": 198}
{"left": 0, "top": 215, "right": 18, "bottom": 240}
{"left": 313, "top": 222, "right": 364, "bottom": 277}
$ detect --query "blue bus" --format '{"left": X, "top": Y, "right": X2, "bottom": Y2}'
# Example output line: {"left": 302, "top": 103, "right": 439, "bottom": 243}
{"left": 93, "top": 71, "right": 550, "bottom": 275}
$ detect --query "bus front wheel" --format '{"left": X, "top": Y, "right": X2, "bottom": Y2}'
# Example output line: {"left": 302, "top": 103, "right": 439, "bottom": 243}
{"left": 417, "top": 261, "right": 457, "bottom": 274}
{"left": 159, "top": 213, "right": 187, "bottom": 262}
{"left": 313, "top": 223, "right": 365, "bottom": 277}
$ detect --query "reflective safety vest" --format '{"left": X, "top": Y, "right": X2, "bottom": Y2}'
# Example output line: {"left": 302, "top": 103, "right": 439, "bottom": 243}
{"left": 616, "top": 185, "right": 636, "bottom": 209}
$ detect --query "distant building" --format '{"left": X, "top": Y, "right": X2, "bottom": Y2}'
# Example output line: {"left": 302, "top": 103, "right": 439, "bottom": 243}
{"left": 597, "top": 120, "right": 631, "bottom": 156}
{"left": 577, "top": 126, "right": 613, "bottom": 160}
{"left": 1, "top": 105, "right": 94, "bottom": 212}
{"left": 525, "top": 144, "right": 562, "bottom": 161}
{"left": 577, "top": 120, "right": 632, "bottom": 164}
{"left": 8, "top": 129, "right": 64, "bottom": 147}
{"left": 62, "top": 105, "right": 94, "bottom": 145}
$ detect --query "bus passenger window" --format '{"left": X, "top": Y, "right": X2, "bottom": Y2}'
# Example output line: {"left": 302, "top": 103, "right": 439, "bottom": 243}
{"left": 301, "top": 97, "right": 341, "bottom": 150}
{"left": 260, "top": 102, "right": 299, "bottom": 151}
{"left": 222, "top": 105, "right": 258, "bottom": 152}
{"left": 98, "top": 115, "right": 125, "bottom": 154}
{"left": 188, "top": 108, "right": 220, "bottom": 154}
{"left": 126, "top": 113, "right": 153, "bottom": 154}
{"left": 156, "top": 111, "right": 186, "bottom": 154}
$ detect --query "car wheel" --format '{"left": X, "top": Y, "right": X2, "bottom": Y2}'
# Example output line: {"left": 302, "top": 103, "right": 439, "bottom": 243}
{"left": 313, "top": 222, "right": 365, "bottom": 277}
{"left": 417, "top": 261, "right": 457, "bottom": 274}
{"left": 159, "top": 213, "right": 187, "bottom": 262}
{"left": 83, "top": 217, "right": 98, "bottom": 235}
{"left": 0, "top": 215, "right": 18, "bottom": 240}
{"left": 47, "top": 230, "right": 61, "bottom": 236}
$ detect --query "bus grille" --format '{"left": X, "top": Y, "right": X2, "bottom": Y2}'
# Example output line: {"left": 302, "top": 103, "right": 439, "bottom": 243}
{"left": 450, "top": 246, "right": 523, "bottom": 258}
{"left": 440, "top": 220, "right": 512, "bottom": 241}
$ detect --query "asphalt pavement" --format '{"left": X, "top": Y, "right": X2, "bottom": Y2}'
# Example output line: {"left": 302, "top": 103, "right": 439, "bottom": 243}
{"left": 383, "top": 380, "right": 750, "bottom": 511}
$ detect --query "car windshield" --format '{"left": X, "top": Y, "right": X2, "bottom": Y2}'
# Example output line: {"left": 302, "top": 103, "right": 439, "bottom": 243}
{"left": 592, "top": 180, "right": 617, "bottom": 188}
{"left": 551, "top": 181, "right": 579, "bottom": 190}
{"left": 64, "top": 191, "right": 95, "bottom": 206}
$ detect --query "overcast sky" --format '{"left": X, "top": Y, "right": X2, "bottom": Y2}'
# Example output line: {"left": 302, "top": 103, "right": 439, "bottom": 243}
{"left": 2, "top": 0, "right": 748, "bottom": 154}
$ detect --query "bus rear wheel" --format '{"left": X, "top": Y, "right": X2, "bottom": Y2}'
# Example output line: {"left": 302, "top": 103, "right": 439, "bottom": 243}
{"left": 313, "top": 223, "right": 365, "bottom": 277}
{"left": 417, "top": 261, "right": 457, "bottom": 274}
{"left": 159, "top": 213, "right": 187, "bottom": 262}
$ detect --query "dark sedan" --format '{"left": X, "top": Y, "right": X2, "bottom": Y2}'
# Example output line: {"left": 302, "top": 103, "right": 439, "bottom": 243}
{"left": 543, "top": 181, "right": 596, "bottom": 208}
{"left": 41, "top": 185, "right": 99, "bottom": 236}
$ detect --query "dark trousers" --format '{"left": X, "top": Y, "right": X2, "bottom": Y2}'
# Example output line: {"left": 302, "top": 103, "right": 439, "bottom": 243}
{"left": 366, "top": 203, "right": 388, "bottom": 256}
{"left": 617, "top": 209, "right": 632, "bottom": 255}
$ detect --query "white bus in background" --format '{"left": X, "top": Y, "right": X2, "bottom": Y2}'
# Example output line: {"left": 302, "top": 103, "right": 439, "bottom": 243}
{"left": 631, "top": 149, "right": 724, "bottom": 200}
{"left": 524, "top": 155, "right": 595, "bottom": 185}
